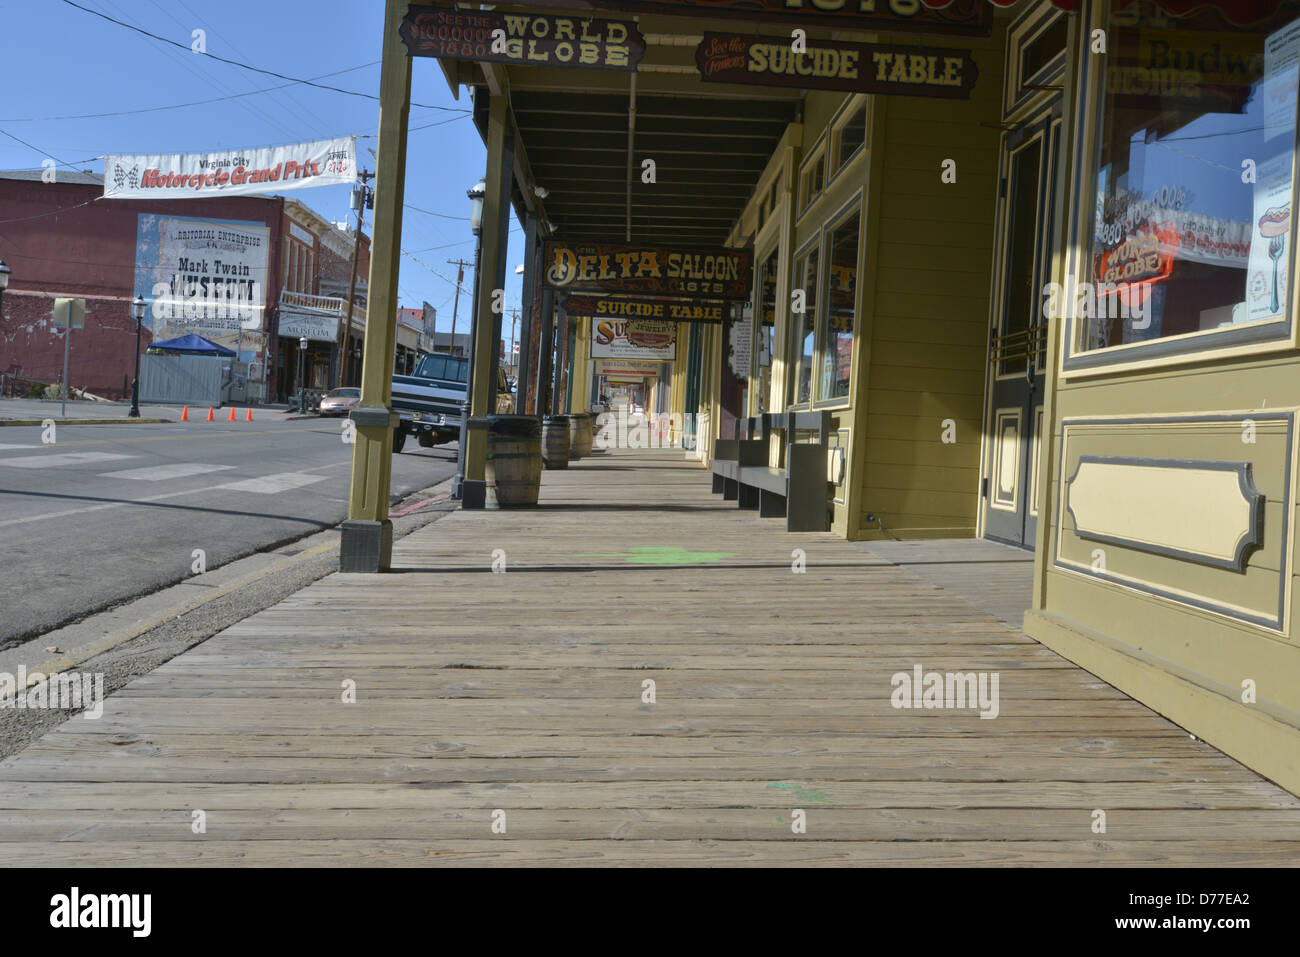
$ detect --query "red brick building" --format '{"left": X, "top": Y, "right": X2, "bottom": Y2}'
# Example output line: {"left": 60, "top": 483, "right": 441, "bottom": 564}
{"left": 0, "top": 170, "right": 368, "bottom": 402}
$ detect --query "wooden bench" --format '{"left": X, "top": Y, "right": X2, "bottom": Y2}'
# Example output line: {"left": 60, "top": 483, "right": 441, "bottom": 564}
{"left": 738, "top": 411, "right": 832, "bottom": 532}
{"left": 711, "top": 416, "right": 767, "bottom": 501}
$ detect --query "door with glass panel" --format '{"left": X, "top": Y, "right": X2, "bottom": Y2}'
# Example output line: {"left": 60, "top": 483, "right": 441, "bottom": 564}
{"left": 983, "top": 109, "right": 1060, "bottom": 547}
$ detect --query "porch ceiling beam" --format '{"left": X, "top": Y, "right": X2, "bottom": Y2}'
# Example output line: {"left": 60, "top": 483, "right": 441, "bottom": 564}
{"left": 504, "top": 65, "right": 802, "bottom": 100}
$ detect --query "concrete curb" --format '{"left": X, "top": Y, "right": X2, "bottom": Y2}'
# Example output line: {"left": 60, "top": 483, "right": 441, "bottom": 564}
{"left": 0, "top": 417, "right": 172, "bottom": 427}
{"left": 7, "top": 475, "right": 458, "bottom": 689}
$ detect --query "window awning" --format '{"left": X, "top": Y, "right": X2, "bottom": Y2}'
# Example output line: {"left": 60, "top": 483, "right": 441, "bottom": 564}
{"left": 919, "top": 0, "right": 1286, "bottom": 27}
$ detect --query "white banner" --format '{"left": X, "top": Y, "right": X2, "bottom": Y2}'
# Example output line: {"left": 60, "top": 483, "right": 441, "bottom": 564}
{"left": 104, "top": 137, "right": 356, "bottom": 200}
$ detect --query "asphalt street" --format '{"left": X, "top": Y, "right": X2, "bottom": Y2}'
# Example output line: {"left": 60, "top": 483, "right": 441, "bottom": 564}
{"left": 0, "top": 415, "right": 457, "bottom": 649}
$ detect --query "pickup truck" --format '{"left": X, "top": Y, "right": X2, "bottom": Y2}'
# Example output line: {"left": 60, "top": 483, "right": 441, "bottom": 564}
{"left": 390, "top": 352, "right": 511, "bottom": 453}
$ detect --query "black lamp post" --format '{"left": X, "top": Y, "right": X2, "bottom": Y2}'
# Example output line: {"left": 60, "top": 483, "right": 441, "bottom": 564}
{"left": 453, "top": 178, "right": 487, "bottom": 501}
{"left": 299, "top": 336, "right": 309, "bottom": 413}
{"left": 0, "top": 260, "right": 9, "bottom": 397}
{"left": 127, "top": 294, "right": 146, "bottom": 418}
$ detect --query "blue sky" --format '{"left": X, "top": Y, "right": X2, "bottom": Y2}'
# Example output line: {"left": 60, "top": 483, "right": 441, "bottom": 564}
{"left": 0, "top": 0, "right": 525, "bottom": 338}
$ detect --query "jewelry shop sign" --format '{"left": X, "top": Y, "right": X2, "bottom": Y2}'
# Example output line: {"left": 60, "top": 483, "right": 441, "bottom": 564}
{"left": 565, "top": 294, "right": 728, "bottom": 324}
{"left": 696, "top": 32, "right": 978, "bottom": 99}
{"left": 400, "top": 5, "right": 645, "bottom": 71}
{"left": 545, "top": 241, "right": 752, "bottom": 299}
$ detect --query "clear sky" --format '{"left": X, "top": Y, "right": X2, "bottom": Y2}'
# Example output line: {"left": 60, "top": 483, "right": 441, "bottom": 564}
{"left": 0, "top": 0, "right": 525, "bottom": 339}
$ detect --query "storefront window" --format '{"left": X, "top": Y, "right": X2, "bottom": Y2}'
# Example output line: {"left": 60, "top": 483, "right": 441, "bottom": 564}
{"left": 819, "top": 212, "right": 859, "bottom": 400}
{"left": 1082, "top": 3, "right": 1300, "bottom": 354}
{"left": 837, "top": 102, "right": 868, "bottom": 171}
{"left": 758, "top": 248, "right": 778, "bottom": 412}
{"left": 800, "top": 147, "right": 825, "bottom": 214}
{"left": 792, "top": 246, "right": 819, "bottom": 404}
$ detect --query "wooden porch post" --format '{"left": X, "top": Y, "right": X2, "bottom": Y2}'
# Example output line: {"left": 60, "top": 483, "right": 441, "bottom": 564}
{"left": 515, "top": 210, "right": 539, "bottom": 414}
{"left": 461, "top": 92, "right": 512, "bottom": 507}
{"left": 339, "top": 0, "right": 410, "bottom": 572}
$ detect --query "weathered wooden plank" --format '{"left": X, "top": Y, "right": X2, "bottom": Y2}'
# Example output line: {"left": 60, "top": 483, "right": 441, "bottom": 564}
{"left": 5, "top": 808, "right": 1300, "bottom": 843}
{"left": 0, "top": 781, "right": 1293, "bottom": 810}
{"left": 0, "top": 839, "right": 1296, "bottom": 866}
{"left": 0, "top": 755, "right": 1248, "bottom": 786}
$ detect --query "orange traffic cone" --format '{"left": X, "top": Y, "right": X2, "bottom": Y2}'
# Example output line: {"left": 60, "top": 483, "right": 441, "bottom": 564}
{"left": 206, "top": 408, "right": 214, "bottom": 422}
{"left": 180, "top": 406, "right": 189, "bottom": 421}
{"left": 245, "top": 408, "right": 253, "bottom": 422}
{"left": 228, "top": 407, "right": 236, "bottom": 421}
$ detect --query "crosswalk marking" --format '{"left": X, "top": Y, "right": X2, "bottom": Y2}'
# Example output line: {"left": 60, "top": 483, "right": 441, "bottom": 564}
{"left": 212, "top": 472, "right": 327, "bottom": 494}
{"left": 0, "top": 452, "right": 135, "bottom": 469}
{"left": 100, "top": 463, "right": 236, "bottom": 482}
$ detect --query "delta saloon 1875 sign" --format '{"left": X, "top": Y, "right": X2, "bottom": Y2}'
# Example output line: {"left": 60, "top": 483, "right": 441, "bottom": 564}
{"left": 545, "top": 241, "right": 752, "bottom": 300}
{"left": 696, "top": 33, "right": 978, "bottom": 99}
{"left": 400, "top": 5, "right": 645, "bottom": 71}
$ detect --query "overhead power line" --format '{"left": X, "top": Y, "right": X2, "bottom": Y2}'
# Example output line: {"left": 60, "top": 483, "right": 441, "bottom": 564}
{"left": 0, "top": 63, "right": 384, "bottom": 123}
{"left": 0, "top": 129, "right": 82, "bottom": 171}
{"left": 59, "top": 0, "right": 470, "bottom": 113}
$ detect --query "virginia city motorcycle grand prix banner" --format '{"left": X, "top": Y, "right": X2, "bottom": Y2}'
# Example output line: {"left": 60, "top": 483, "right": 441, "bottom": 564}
{"left": 104, "top": 137, "right": 356, "bottom": 200}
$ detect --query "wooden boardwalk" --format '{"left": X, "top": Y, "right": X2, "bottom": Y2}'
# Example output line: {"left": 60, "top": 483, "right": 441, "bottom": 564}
{"left": 2, "top": 447, "right": 1299, "bottom": 865}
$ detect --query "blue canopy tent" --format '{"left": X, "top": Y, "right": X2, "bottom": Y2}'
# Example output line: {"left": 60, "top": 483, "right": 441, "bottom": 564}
{"left": 139, "top": 334, "right": 237, "bottom": 406}
{"left": 146, "top": 333, "right": 237, "bottom": 357}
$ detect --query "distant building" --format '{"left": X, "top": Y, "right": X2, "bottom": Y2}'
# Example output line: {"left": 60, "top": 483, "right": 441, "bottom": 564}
{"left": 0, "top": 170, "right": 368, "bottom": 402}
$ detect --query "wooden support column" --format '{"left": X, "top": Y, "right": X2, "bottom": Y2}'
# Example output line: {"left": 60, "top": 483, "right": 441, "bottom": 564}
{"left": 515, "top": 211, "right": 539, "bottom": 414}
{"left": 461, "top": 92, "right": 512, "bottom": 508}
{"left": 536, "top": 286, "right": 555, "bottom": 415}
{"left": 340, "top": 0, "right": 410, "bottom": 573}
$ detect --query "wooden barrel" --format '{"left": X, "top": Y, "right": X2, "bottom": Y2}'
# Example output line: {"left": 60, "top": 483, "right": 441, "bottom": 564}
{"left": 485, "top": 415, "right": 542, "bottom": 509}
{"left": 541, "top": 415, "right": 571, "bottom": 469}
{"left": 568, "top": 413, "right": 594, "bottom": 459}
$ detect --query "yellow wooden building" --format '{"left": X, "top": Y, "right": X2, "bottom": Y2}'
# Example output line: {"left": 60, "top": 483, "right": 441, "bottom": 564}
{"left": 346, "top": 0, "right": 1300, "bottom": 794}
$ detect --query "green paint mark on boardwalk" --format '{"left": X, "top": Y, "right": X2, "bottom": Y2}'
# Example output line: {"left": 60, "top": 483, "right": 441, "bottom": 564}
{"left": 766, "top": 782, "right": 833, "bottom": 804}
{"left": 577, "top": 545, "right": 737, "bottom": 565}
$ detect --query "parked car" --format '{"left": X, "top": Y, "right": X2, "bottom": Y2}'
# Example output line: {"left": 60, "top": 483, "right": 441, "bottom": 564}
{"left": 390, "top": 353, "right": 511, "bottom": 453}
{"left": 318, "top": 387, "right": 361, "bottom": 417}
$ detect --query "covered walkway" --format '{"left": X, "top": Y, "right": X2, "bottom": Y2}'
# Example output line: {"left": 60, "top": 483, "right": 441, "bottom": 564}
{"left": 1, "top": 448, "right": 1298, "bottom": 865}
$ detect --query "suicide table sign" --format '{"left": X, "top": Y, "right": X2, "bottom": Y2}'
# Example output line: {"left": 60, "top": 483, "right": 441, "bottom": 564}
{"left": 695, "top": 32, "right": 978, "bottom": 99}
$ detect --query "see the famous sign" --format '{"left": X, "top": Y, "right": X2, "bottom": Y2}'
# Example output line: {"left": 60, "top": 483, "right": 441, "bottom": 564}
{"left": 696, "top": 33, "right": 978, "bottom": 98}
{"left": 400, "top": 6, "right": 645, "bottom": 71}
{"left": 544, "top": 241, "right": 752, "bottom": 300}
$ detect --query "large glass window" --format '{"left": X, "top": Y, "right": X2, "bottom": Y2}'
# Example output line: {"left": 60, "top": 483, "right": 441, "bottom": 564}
{"left": 1082, "top": 3, "right": 1300, "bottom": 354}
{"left": 819, "top": 212, "right": 859, "bottom": 400}
{"left": 837, "top": 102, "right": 868, "bottom": 171}
{"left": 757, "top": 248, "right": 779, "bottom": 412}
{"left": 792, "top": 246, "right": 819, "bottom": 404}
{"left": 800, "top": 147, "right": 826, "bottom": 214}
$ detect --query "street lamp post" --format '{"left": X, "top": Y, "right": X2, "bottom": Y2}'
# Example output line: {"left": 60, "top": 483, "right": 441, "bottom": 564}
{"left": 0, "top": 259, "right": 11, "bottom": 315}
{"left": 453, "top": 178, "right": 487, "bottom": 501}
{"left": 0, "top": 260, "right": 9, "bottom": 397}
{"left": 299, "top": 336, "right": 309, "bottom": 413}
{"left": 127, "top": 294, "right": 146, "bottom": 418}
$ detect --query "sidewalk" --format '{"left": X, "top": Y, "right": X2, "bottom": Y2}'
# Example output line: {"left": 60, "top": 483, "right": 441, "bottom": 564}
{"left": 1, "top": 447, "right": 1298, "bottom": 865}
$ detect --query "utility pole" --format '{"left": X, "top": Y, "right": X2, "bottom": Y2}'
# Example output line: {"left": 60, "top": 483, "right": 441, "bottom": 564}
{"left": 336, "top": 169, "right": 374, "bottom": 390}
{"left": 509, "top": 307, "right": 517, "bottom": 376}
{"left": 446, "top": 258, "right": 471, "bottom": 355}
